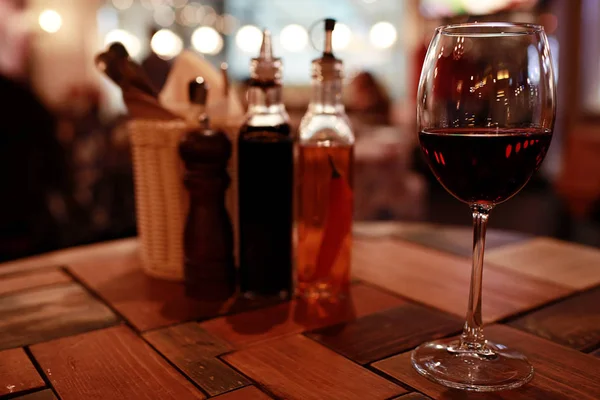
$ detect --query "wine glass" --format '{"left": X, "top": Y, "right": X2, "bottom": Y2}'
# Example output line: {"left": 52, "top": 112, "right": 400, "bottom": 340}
{"left": 411, "top": 23, "right": 556, "bottom": 392}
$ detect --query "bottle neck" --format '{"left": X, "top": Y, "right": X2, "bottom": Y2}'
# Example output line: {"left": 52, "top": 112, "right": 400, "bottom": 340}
{"left": 309, "top": 78, "right": 345, "bottom": 114}
{"left": 247, "top": 84, "right": 286, "bottom": 116}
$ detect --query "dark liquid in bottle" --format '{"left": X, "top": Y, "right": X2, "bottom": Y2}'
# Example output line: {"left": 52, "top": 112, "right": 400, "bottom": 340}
{"left": 419, "top": 128, "right": 552, "bottom": 204}
{"left": 238, "top": 123, "right": 293, "bottom": 297}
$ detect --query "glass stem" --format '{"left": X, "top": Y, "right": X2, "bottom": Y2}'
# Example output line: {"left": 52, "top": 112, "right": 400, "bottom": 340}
{"left": 461, "top": 203, "right": 492, "bottom": 351}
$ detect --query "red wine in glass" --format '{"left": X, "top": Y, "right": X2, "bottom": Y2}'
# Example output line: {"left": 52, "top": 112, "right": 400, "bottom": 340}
{"left": 419, "top": 128, "right": 552, "bottom": 205}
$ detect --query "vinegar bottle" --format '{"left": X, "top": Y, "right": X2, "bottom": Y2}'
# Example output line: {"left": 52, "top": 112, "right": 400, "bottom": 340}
{"left": 296, "top": 19, "right": 354, "bottom": 300}
{"left": 238, "top": 31, "right": 293, "bottom": 298}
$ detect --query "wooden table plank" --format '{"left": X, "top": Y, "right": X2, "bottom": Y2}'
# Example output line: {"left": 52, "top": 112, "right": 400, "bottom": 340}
{"left": 487, "top": 237, "right": 600, "bottom": 290}
{"left": 393, "top": 394, "right": 433, "bottom": 400}
{"left": 353, "top": 238, "right": 572, "bottom": 323}
{"left": 67, "top": 250, "right": 282, "bottom": 332}
{"left": 0, "top": 239, "right": 138, "bottom": 277}
{"left": 307, "top": 303, "right": 463, "bottom": 364}
{"left": 591, "top": 348, "right": 600, "bottom": 358}
{"left": 211, "top": 386, "right": 273, "bottom": 400}
{"left": 223, "top": 334, "right": 405, "bottom": 400}
{"left": 0, "top": 269, "right": 71, "bottom": 297}
{"left": 373, "top": 324, "right": 600, "bottom": 399}
{"left": 143, "top": 323, "right": 251, "bottom": 397}
{"left": 354, "top": 222, "right": 435, "bottom": 239}
{"left": 0, "top": 283, "right": 118, "bottom": 350}
{"left": 200, "top": 284, "right": 404, "bottom": 350}
{"left": 354, "top": 223, "right": 530, "bottom": 258}
{"left": 396, "top": 226, "right": 530, "bottom": 258}
{"left": 30, "top": 325, "right": 205, "bottom": 400}
{"left": 509, "top": 286, "right": 600, "bottom": 351}
{"left": 12, "top": 390, "right": 58, "bottom": 400}
{"left": 0, "top": 348, "right": 45, "bottom": 397}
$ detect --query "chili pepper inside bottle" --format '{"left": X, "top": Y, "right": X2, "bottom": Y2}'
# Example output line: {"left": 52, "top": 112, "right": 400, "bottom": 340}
{"left": 297, "top": 19, "right": 354, "bottom": 301}
{"left": 238, "top": 30, "right": 293, "bottom": 298}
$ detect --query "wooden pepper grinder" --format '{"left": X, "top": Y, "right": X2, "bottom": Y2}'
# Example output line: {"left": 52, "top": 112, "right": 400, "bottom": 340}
{"left": 179, "top": 77, "right": 235, "bottom": 299}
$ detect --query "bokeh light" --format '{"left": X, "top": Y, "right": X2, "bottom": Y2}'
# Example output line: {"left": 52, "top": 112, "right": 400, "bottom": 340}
{"left": 167, "top": 0, "right": 189, "bottom": 8}
{"left": 333, "top": 23, "right": 352, "bottom": 51}
{"left": 461, "top": 0, "right": 510, "bottom": 15}
{"left": 235, "top": 25, "right": 263, "bottom": 53}
{"left": 154, "top": 5, "right": 175, "bottom": 27}
{"left": 180, "top": 3, "right": 199, "bottom": 26}
{"left": 39, "top": 9, "right": 62, "bottom": 33}
{"left": 111, "top": 0, "right": 133, "bottom": 10}
{"left": 191, "top": 26, "right": 223, "bottom": 54}
{"left": 280, "top": 24, "right": 308, "bottom": 52}
{"left": 150, "top": 29, "right": 183, "bottom": 59}
{"left": 369, "top": 21, "right": 397, "bottom": 49}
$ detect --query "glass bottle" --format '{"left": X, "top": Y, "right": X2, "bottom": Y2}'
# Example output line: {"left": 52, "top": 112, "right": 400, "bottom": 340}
{"left": 297, "top": 19, "right": 354, "bottom": 300}
{"left": 238, "top": 30, "right": 293, "bottom": 298}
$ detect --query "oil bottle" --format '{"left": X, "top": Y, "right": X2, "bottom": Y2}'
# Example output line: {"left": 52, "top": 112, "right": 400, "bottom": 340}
{"left": 296, "top": 19, "right": 354, "bottom": 300}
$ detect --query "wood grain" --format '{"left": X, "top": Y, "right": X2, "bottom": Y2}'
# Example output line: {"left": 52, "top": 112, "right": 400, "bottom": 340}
{"left": 13, "top": 390, "right": 58, "bottom": 400}
{"left": 0, "top": 238, "right": 137, "bottom": 277}
{"left": 393, "top": 394, "right": 433, "bottom": 400}
{"left": 354, "top": 222, "right": 434, "bottom": 239}
{"left": 211, "top": 386, "right": 273, "bottom": 400}
{"left": 0, "top": 348, "right": 45, "bottom": 397}
{"left": 30, "top": 325, "right": 205, "bottom": 400}
{"left": 353, "top": 238, "right": 572, "bottom": 322}
{"left": 200, "top": 283, "right": 404, "bottom": 349}
{"left": 223, "top": 334, "right": 405, "bottom": 400}
{"left": 143, "top": 322, "right": 250, "bottom": 396}
{"left": 307, "top": 302, "right": 463, "bottom": 364}
{"left": 487, "top": 237, "right": 600, "bottom": 290}
{"left": 509, "top": 286, "right": 600, "bottom": 351}
{"left": 374, "top": 324, "right": 600, "bottom": 399}
{"left": 0, "top": 283, "right": 118, "bottom": 350}
{"left": 67, "top": 249, "right": 281, "bottom": 332}
{"left": 396, "top": 226, "right": 530, "bottom": 258}
{"left": 0, "top": 269, "right": 71, "bottom": 297}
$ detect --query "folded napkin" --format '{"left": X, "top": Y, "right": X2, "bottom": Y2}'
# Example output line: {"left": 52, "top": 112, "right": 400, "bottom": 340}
{"left": 159, "top": 50, "right": 244, "bottom": 127}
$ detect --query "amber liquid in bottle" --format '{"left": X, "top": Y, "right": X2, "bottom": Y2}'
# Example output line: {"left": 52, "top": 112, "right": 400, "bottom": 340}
{"left": 296, "top": 145, "right": 353, "bottom": 299}
{"left": 296, "top": 18, "right": 354, "bottom": 301}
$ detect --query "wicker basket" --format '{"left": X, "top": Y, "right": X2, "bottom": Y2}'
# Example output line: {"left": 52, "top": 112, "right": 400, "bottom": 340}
{"left": 128, "top": 119, "right": 189, "bottom": 281}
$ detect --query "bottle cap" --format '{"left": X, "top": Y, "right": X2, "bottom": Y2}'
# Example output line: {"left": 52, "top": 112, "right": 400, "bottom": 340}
{"left": 250, "top": 30, "right": 283, "bottom": 84}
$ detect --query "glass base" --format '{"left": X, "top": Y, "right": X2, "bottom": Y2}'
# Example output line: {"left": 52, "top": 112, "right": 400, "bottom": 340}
{"left": 411, "top": 338, "right": 534, "bottom": 392}
{"left": 296, "top": 281, "right": 348, "bottom": 301}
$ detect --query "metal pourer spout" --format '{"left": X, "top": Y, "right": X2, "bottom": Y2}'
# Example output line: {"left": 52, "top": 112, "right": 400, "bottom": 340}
{"left": 251, "top": 29, "right": 282, "bottom": 84}
{"left": 312, "top": 18, "right": 343, "bottom": 81}
{"left": 324, "top": 18, "right": 335, "bottom": 55}
{"left": 259, "top": 29, "right": 273, "bottom": 61}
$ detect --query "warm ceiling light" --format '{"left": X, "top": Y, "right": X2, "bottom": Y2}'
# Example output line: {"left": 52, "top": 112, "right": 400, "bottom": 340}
{"left": 369, "top": 21, "right": 397, "bottom": 49}
{"left": 333, "top": 22, "right": 352, "bottom": 51}
{"left": 191, "top": 26, "right": 223, "bottom": 55}
{"left": 280, "top": 24, "right": 308, "bottom": 52}
{"left": 235, "top": 25, "right": 262, "bottom": 53}
{"left": 39, "top": 9, "right": 62, "bottom": 33}
{"left": 151, "top": 29, "right": 183, "bottom": 59}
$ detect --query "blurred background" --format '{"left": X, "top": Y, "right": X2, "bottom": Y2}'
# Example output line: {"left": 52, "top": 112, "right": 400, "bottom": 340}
{"left": 1, "top": 0, "right": 599, "bottom": 261}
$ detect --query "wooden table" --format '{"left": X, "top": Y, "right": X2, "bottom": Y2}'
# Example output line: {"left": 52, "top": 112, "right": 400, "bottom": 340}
{"left": 1, "top": 222, "right": 599, "bottom": 400}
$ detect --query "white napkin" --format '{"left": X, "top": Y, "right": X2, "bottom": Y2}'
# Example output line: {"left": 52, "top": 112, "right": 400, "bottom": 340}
{"left": 159, "top": 50, "right": 244, "bottom": 127}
